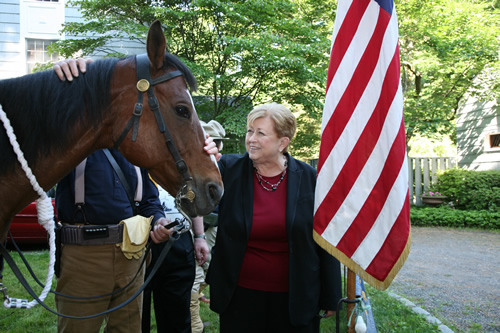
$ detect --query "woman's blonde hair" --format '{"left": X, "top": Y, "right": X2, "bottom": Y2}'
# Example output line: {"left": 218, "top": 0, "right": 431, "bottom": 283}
{"left": 247, "top": 102, "right": 296, "bottom": 153}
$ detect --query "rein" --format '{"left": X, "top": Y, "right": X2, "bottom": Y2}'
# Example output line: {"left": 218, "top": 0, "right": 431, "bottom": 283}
{"left": 0, "top": 235, "right": 176, "bottom": 318}
{"left": 0, "top": 104, "right": 56, "bottom": 309}
{"left": 114, "top": 54, "right": 197, "bottom": 221}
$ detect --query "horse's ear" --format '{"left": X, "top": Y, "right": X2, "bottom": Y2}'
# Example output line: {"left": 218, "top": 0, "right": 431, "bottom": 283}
{"left": 146, "top": 20, "right": 166, "bottom": 71}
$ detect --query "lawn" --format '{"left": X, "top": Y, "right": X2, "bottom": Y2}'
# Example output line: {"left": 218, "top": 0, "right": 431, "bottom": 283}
{"left": 0, "top": 250, "right": 441, "bottom": 332}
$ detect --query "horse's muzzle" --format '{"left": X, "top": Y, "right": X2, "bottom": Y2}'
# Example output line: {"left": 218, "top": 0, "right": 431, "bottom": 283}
{"left": 176, "top": 181, "right": 223, "bottom": 218}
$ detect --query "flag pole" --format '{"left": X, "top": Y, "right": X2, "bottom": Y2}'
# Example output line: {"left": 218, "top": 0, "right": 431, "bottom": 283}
{"left": 347, "top": 268, "right": 357, "bottom": 332}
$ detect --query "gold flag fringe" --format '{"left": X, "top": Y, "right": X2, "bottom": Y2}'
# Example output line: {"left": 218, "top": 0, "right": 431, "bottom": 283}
{"left": 313, "top": 226, "right": 412, "bottom": 291}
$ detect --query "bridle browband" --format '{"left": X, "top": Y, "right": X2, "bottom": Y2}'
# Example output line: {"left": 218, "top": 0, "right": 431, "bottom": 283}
{"left": 114, "top": 53, "right": 197, "bottom": 218}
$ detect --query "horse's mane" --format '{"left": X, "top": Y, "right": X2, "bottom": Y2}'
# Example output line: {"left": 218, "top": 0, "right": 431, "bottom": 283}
{"left": 0, "top": 53, "right": 196, "bottom": 175}
{"left": 0, "top": 58, "right": 118, "bottom": 174}
{"left": 165, "top": 53, "right": 197, "bottom": 92}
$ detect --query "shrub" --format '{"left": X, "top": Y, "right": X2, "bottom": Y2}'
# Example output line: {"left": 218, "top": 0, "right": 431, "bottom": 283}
{"left": 410, "top": 206, "right": 500, "bottom": 229}
{"left": 433, "top": 168, "right": 500, "bottom": 211}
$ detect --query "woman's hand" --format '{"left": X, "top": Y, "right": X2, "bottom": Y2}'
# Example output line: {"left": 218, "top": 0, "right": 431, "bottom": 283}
{"left": 320, "top": 310, "right": 336, "bottom": 319}
{"left": 204, "top": 135, "right": 221, "bottom": 161}
{"left": 53, "top": 58, "right": 94, "bottom": 81}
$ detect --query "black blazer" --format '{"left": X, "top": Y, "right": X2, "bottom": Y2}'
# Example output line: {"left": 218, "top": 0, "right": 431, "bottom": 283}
{"left": 206, "top": 153, "right": 342, "bottom": 326}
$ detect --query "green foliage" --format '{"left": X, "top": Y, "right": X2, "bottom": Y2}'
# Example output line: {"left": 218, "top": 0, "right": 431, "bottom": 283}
{"left": 407, "top": 133, "right": 456, "bottom": 157}
{"left": 433, "top": 168, "right": 500, "bottom": 211}
{"left": 51, "top": 0, "right": 336, "bottom": 157}
{"left": 46, "top": 0, "right": 500, "bottom": 157}
{"left": 397, "top": 0, "right": 500, "bottom": 144}
{"left": 411, "top": 206, "right": 500, "bottom": 229}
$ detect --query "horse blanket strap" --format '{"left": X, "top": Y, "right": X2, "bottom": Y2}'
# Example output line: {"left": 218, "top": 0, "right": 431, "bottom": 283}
{"left": 59, "top": 224, "right": 123, "bottom": 246}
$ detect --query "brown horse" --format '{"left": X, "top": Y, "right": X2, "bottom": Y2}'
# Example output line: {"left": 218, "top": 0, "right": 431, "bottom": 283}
{"left": 0, "top": 21, "right": 223, "bottom": 240}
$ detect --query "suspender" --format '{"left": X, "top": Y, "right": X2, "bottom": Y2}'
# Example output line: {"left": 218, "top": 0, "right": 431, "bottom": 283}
{"left": 74, "top": 158, "right": 87, "bottom": 206}
{"left": 74, "top": 150, "right": 143, "bottom": 218}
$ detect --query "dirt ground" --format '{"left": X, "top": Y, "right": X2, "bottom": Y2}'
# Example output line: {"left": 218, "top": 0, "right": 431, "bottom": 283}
{"left": 387, "top": 227, "right": 500, "bottom": 332}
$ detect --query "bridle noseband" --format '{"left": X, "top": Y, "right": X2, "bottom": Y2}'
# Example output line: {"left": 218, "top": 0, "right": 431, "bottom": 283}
{"left": 114, "top": 54, "right": 197, "bottom": 222}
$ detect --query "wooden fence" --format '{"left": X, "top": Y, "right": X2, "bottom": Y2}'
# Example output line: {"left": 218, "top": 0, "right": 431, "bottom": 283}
{"left": 309, "top": 157, "right": 457, "bottom": 206}
{"left": 409, "top": 156, "right": 456, "bottom": 206}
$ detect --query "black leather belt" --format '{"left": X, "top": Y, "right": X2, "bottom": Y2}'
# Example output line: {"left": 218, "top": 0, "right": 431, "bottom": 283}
{"left": 60, "top": 224, "right": 123, "bottom": 246}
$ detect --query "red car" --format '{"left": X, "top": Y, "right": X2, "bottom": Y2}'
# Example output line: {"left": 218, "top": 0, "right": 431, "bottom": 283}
{"left": 7, "top": 198, "right": 56, "bottom": 245}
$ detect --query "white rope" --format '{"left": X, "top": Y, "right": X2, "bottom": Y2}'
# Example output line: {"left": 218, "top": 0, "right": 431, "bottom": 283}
{"left": 0, "top": 104, "right": 56, "bottom": 309}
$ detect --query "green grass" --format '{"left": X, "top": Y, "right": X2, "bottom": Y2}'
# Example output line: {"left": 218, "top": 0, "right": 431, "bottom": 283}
{"left": 0, "top": 250, "right": 441, "bottom": 332}
{"left": 0, "top": 250, "right": 58, "bottom": 333}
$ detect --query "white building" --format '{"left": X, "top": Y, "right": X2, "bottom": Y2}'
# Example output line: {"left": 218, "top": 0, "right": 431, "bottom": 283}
{"left": 0, "top": 0, "right": 145, "bottom": 80}
{"left": 456, "top": 67, "right": 500, "bottom": 171}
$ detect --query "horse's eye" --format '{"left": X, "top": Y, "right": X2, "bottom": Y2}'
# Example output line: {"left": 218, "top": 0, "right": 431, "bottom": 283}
{"left": 175, "top": 106, "right": 190, "bottom": 119}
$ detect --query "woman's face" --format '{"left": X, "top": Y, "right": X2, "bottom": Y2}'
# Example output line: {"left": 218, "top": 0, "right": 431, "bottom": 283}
{"left": 246, "top": 116, "right": 283, "bottom": 164}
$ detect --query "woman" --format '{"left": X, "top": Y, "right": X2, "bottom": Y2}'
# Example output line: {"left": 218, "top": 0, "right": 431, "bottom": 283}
{"left": 206, "top": 103, "right": 342, "bottom": 332}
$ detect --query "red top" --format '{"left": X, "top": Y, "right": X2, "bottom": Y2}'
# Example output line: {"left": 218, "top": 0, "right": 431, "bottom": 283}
{"left": 237, "top": 171, "right": 289, "bottom": 292}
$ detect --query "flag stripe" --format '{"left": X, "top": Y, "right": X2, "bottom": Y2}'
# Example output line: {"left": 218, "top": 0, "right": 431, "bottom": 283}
{"left": 350, "top": 123, "right": 408, "bottom": 267}
{"left": 318, "top": 78, "right": 403, "bottom": 247}
{"left": 315, "top": 9, "right": 379, "bottom": 226}
{"left": 313, "top": 0, "right": 410, "bottom": 290}
{"left": 365, "top": 194, "right": 411, "bottom": 280}
{"left": 336, "top": 108, "right": 406, "bottom": 258}
{"left": 314, "top": 7, "right": 399, "bottom": 233}
{"left": 318, "top": 0, "right": 380, "bottom": 172}
{"left": 325, "top": 0, "right": 371, "bottom": 92}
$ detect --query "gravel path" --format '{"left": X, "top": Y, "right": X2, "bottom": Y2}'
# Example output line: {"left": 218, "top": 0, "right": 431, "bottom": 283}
{"left": 387, "top": 227, "right": 500, "bottom": 332}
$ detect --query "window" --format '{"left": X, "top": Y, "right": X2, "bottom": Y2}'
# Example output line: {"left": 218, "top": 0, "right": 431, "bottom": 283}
{"left": 36, "top": 0, "right": 59, "bottom": 2}
{"left": 488, "top": 133, "right": 500, "bottom": 149}
{"left": 26, "top": 39, "right": 58, "bottom": 73}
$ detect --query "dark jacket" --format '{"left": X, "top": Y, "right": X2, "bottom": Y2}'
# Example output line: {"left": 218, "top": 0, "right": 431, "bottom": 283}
{"left": 56, "top": 149, "right": 164, "bottom": 225}
{"left": 206, "top": 153, "right": 342, "bottom": 326}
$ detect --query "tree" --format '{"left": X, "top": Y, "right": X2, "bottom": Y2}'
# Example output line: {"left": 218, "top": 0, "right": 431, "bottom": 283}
{"left": 51, "top": 0, "right": 336, "bottom": 157}
{"left": 50, "top": 0, "right": 499, "bottom": 159}
{"left": 396, "top": 0, "right": 500, "bottom": 150}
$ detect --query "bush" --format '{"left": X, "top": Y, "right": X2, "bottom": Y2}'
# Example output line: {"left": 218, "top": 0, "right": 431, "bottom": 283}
{"left": 410, "top": 206, "right": 500, "bottom": 229}
{"left": 433, "top": 168, "right": 500, "bottom": 211}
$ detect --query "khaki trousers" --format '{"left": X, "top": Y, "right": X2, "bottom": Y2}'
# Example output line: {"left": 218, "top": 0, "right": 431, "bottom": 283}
{"left": 55, "top": 244, "right": 145, "bottom": 333}
{"left": 190, "top": 292, "right": 204, "bottom": 333}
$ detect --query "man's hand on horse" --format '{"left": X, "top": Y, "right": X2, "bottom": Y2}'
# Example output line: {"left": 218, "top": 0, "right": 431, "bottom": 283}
{"left": 54, "top": 58, "right": 94, "bottom": 82}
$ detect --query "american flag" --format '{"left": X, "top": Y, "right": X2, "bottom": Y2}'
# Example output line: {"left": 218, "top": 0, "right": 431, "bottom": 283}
{"left": 313, "top": 0, "right": 411, "bottom": 290}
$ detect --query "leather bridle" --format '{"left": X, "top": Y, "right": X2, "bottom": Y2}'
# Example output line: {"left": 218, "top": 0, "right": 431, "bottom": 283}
{"left": 114, "top": 54, "right": 197, "bottom": 219}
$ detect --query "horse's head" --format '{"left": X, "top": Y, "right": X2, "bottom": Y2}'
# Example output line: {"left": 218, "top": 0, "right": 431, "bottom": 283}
{"left": 110, "top": 21, "right": 223, "bottom": 217}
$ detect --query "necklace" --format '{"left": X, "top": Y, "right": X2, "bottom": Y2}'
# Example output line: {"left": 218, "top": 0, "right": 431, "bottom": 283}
{"left": 254, "top": 156, "right": 288, "bottom": 192}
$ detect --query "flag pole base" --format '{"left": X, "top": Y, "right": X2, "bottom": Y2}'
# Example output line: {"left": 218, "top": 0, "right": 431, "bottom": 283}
{"left": 336, "top": 295, "right": 361, "bottom": 333}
